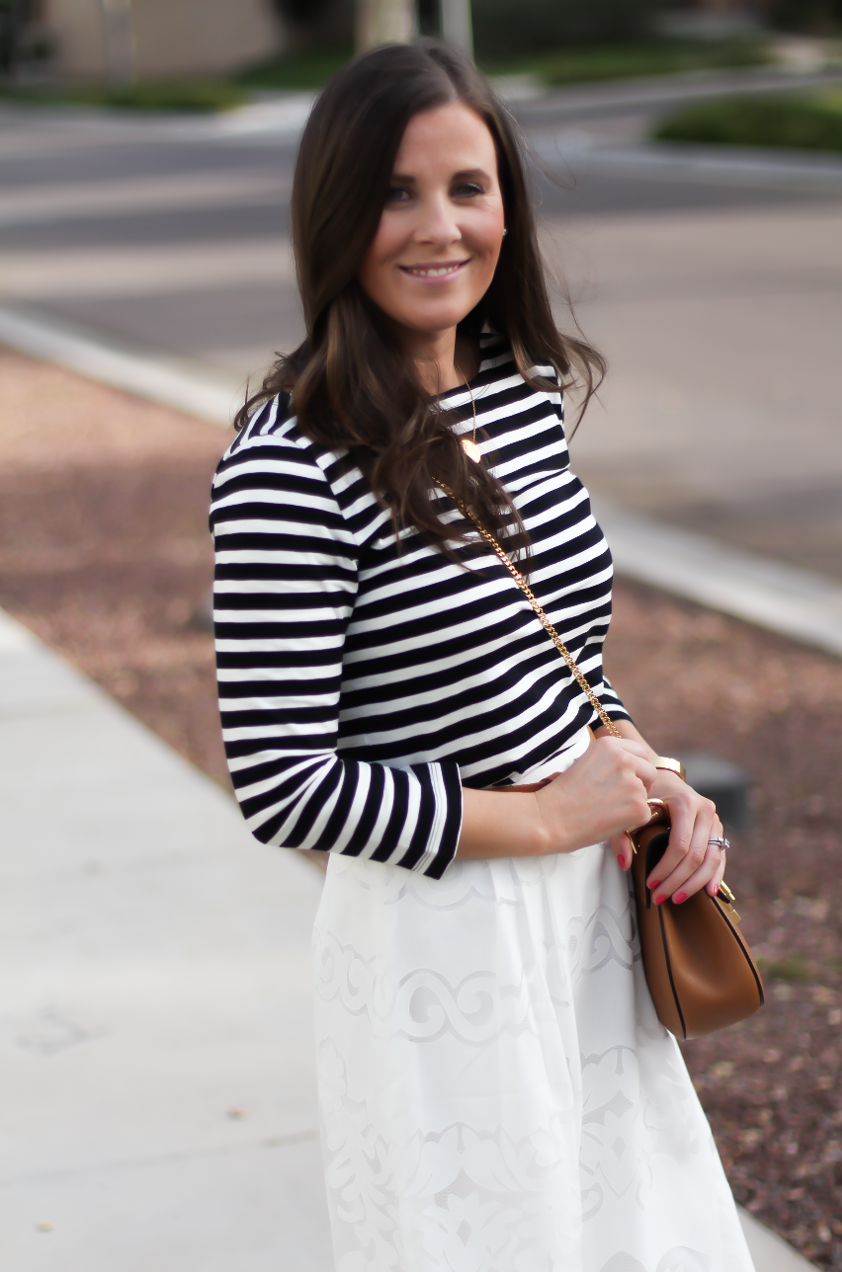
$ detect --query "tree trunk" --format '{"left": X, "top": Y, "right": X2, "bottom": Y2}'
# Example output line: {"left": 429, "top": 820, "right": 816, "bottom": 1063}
{"left": 99, "top": 0, "right": 134, "bottom": 86}
{"left": 356, "top": 0, "right": 416, "bottom": 52}
{"left": 440, "top": 0, "right": 473, "bottom": 56}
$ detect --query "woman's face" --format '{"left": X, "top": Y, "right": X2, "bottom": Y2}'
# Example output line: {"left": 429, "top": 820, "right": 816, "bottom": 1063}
{"left": 357, "top": 102, "right": 506, "bottom": 346}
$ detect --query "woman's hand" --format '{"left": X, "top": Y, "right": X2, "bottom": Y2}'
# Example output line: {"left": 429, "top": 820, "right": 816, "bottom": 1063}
{"left": 456, "top": 728, "right": 726, "bottom": 876}
{"left": 534, "top": 736, "right": 656, "bottom": 855}
{"left": 608, "top": 769, "right": 727, "bottom": 904}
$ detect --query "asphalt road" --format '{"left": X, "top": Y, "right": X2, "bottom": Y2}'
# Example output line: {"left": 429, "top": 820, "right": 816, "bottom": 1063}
{"left": 1, "top": 69, "right": 841, "bottom": 579}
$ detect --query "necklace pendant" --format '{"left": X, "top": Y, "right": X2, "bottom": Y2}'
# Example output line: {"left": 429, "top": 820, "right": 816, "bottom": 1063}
{"left": 461, "top": 436, "right": 482, "bottom": 464}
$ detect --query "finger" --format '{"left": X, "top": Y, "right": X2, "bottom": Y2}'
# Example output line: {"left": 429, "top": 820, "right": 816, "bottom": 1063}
{"left": 669, "top": 843, "right": 724, "bottom": 903}
{"left": 591, "top": 734, "right": 657, "bottom": 758}
{"left": 608, "top": 831, "right": 633, "bottom": 871}
{"left": 616, "top": 740, "right": 658, "bottom": 771}
{"left": 635, "top": 758, "right": 657, "bottom": 793}
{"left": 706, "top": 849, "right": 727, "bottom": 896}
{"left": 611, "top": 746, "right": 656, "bottom": 794}
{"left": 644, "top": 801, "right": 697, "bottom": 891}
{"left": 596, "top": 736, "right": 657, "bottom": 773}
{"left": 705, "top": 818, "right": 727, "bottom": 895}
{"left": 649, "top": 805, "right": 719, "bottom": 901}
{"left": 607, "top": 738, "right": 654, "bottom": 762}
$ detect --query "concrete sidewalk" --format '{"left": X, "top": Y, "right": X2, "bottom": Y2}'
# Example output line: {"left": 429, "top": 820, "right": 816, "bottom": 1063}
{"left": 0, "top": 604, "right": 817, "bottom": 1270}
{"left": 0, "top": 608, "right": 331, "bottom": 1270}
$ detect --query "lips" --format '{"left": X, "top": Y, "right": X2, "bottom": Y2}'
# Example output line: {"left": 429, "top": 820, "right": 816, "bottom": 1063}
{"left": 399, "top": 260, "right": 469, "bottom": 278}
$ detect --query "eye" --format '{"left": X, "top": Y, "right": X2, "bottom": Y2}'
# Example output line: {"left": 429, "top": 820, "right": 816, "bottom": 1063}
{"left": 385, "top": 185, "right": 413, "bottom": 205}
{"left": 452, "top": 182, "right": 484, "bottom": 199}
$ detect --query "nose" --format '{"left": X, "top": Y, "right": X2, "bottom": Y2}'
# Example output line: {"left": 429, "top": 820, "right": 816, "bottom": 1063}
{"left": 414, "top": 193, "right": 461, "bottom": 246}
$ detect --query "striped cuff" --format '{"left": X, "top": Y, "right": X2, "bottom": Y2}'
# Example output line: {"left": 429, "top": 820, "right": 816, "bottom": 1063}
{"left": 404, "top": 761, "right": 463, "bottom": 879}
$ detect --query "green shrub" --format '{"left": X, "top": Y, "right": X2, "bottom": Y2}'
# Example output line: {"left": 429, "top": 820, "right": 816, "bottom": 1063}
{"left": 653, "top": 91, "right": 842, "bottom": 152}
{"left": 234, "top": 46, "right": 351, "bottom": 91}
{"left": 472, "top": 0, "right": 659, "bottom": 58}
{"left": 768, "top": 0, "right": 842, "bottom": 34}
{"left": 533, "top": 38, "right": 769, "bottom": 88}
{"left": 0, "top": 79, "right": 249, "bottom": 113}
{"left": 97, "top": 80, "right": 247, "bottom": 113}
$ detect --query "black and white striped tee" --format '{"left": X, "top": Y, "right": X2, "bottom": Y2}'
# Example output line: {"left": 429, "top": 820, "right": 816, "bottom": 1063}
{"left": 210, "top": 334, "right": 631, "bottom": 879}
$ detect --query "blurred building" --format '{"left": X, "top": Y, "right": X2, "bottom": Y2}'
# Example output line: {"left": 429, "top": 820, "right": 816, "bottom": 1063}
{"left": 33, "top": 0, "right": 286, "bottom": 81}
{"left": 657, "top": 0, "right": 772, "bottom": 36}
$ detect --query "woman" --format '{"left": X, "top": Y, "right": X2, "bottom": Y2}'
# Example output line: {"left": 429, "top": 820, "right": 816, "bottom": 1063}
{"left": 211, "top": 41, "right": 755, "bottom": 1272}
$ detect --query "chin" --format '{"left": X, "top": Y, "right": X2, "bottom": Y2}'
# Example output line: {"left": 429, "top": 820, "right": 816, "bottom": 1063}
{"left": 398, "top": 299, "right": 477, "bottom": 332}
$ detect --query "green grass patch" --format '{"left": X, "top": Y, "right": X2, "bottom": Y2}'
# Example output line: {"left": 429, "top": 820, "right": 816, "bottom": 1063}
{"left": 489, "top": 38, "right": 771, "bottom": 88}
{"left": 653, "top": 89, "right": 842, "bottom": 153}
{"left": 0, "top": 78, "right": 249, "bottom": 113}
{"left": 234, "top": 45, "right": 352, "bottom": 91}
{"left": 756, "top": 955, "right": 812, "bottom": 981}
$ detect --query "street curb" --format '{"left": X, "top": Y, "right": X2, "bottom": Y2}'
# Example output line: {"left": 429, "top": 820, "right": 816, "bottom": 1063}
{"left": 514, "top": 65, "right": 842, "bottom": 119}
{"left": 596, "top": 500, "right": 842, "bottom": 660}
{"left": 2, "top": 303, "right": 841, "bottom": 665}
{"left": 0, "top": 304, "right": 238, "bottom": 426}
{"left": 545, "top": 138, "right": 842, "bottom": 194}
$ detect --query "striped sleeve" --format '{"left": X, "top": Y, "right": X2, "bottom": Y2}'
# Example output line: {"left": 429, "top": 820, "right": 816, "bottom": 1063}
{"left": 598, "top": 674, "right": 633, "bottom": 725}
{"left": 210, "top": 419, "right": 463, "bottom": 879}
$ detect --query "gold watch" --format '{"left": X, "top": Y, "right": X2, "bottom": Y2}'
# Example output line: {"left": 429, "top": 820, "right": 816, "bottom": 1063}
{"left": 655, "top": 756, "right": 686, "bottom": 782}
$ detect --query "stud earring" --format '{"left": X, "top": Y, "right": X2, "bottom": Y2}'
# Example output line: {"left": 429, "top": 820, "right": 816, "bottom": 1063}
{"left": 502, "top": 227, "right": 508, "bottom": 236}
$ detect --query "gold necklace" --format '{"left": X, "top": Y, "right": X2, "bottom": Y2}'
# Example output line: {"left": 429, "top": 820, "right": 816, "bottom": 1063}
{"left": 459, "top": 373, "right": 481, "bottom": 464}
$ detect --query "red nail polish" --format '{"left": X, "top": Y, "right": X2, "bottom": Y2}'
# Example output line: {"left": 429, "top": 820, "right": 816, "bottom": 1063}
{"left": 654, "top": 893, "right": 666, "bottom": 906}
{"left": 649, "top": 880, "right": 660, "bottom": 891}
{"left": 674, "top": 892, "right": 687, "bottom": 905}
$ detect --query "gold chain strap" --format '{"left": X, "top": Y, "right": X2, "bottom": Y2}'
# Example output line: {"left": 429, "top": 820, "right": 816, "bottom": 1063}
{"left": 438, "top": 483, "right": 621, "bottom": 738}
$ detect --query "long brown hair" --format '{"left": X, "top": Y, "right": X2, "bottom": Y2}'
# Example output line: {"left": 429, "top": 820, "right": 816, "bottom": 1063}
{"left": 236, "top": 40, "right": 605, "bottom": 557}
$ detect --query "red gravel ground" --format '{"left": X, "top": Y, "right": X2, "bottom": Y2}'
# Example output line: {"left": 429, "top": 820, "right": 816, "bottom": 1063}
{"left": 2, "top": 350, "right": 841, "bottom": 1266}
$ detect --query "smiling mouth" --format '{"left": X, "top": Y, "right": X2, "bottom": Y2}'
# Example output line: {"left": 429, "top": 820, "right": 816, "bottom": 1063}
{"left": 400, "top": 260, "right": 469, "bottom": 278}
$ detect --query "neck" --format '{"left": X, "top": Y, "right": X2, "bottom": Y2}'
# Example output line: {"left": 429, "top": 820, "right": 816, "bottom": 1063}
{"left": 400, "top": 328, "right": 476, "bottom": 396}
{"left": 411, "top": 328, "right": 459, "bottom": 395}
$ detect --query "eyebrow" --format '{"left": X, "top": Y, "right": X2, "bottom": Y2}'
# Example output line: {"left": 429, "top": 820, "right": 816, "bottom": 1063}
{"left": 390, "top": 168, "right": 491, "bottom": 184}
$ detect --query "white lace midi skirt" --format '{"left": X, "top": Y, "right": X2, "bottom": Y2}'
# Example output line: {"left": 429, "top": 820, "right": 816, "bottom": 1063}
{"left": 312, "top": 730, "right": 756, "bottom": 1272}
